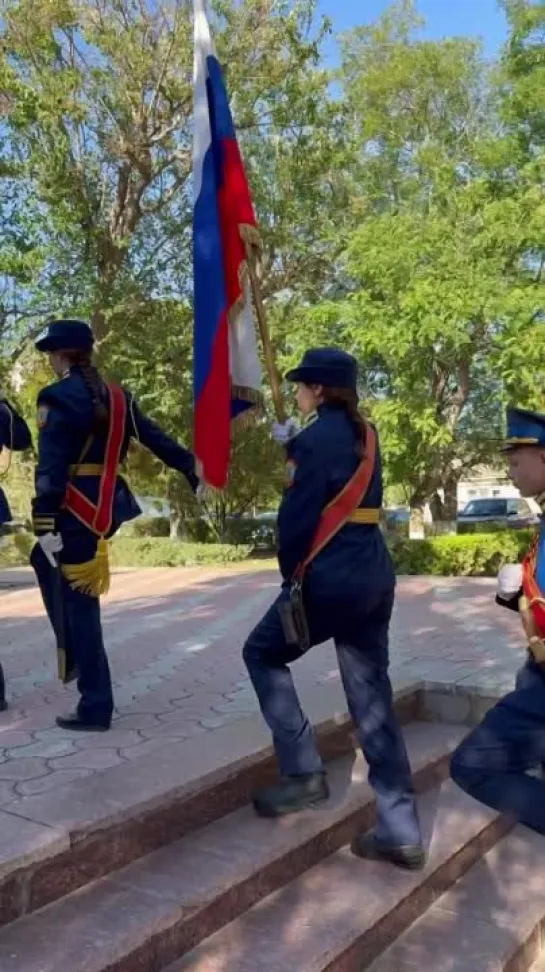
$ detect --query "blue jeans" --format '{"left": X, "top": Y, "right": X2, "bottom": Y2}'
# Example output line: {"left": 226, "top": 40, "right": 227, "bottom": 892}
{"left": 451, "top": 660, "right": 545, "bottom": 834}
{"left": 243, "top": 586, "right": 422, "bottom": 847}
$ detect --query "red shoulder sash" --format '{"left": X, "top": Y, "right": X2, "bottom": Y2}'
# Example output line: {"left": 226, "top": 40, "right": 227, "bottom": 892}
{"left": 522, "top": 533, "right": 545, "bottom": 637}
{"left": 64, "top": 383, "right": 126, "bottom": 536}
{"left": 297, "top": 422, "right": 377, "bottom": 575}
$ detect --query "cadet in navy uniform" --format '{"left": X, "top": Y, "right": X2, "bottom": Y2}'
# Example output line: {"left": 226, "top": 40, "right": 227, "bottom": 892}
{"left": 451, "top": 407, "right": 545, "bottom": 834}
{"left": 0, "top": 393, "right": 32, "bottom": 710}
{"left": 31, "top": 319, "right": 200, "bottom": 732}
{"left": 243, "top": 348, "right": 424, "bottom": 869}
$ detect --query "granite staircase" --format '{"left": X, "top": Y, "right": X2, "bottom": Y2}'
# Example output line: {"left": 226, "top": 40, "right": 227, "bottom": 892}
{"left": 1, "top": 685, "right": 545, "bottom": 972}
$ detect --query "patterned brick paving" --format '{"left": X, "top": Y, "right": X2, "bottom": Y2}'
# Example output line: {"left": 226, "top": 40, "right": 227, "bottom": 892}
{"left": 0, "top": 566, "right": 525, "bottom": 810}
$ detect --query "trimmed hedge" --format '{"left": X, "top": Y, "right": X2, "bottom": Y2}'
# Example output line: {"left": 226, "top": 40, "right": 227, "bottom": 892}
{"left": 120, "top": 516, "right": 171, "bottom": 538}
{"left": 390, "top": 530, "right": 534, "bottom": 577}
{"left": 109, "top": 537, "right": 251, "bottom": 568}
{"left": 456, "top": 521, "right": 530, "bottom": 536}
{"left": 0, "top": 529, "right": 536, "bottom": 576}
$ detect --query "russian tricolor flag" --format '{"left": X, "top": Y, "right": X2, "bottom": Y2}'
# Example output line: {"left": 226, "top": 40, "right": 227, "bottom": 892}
{"left": 193, "top": 0, "right": 262, "bottom": 489}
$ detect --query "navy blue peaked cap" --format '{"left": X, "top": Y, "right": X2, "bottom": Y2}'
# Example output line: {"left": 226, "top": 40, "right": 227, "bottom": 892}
{"left": 502, "top": 406, "right": 545, "bottom": 451}
{"left": 286, "top": 347, "right": 358, "bottom": 392}
{"left": 35, "top": 319, "right": 94, "bottom": 353}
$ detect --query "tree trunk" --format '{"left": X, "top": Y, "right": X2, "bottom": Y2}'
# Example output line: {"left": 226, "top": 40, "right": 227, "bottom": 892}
{"left": 169, "top": 512, "right": 188, "bottom": 540}
{"left": 442, "top": 471, "right": 459, "bottom": 520}
{"left": 429, "top": 492, "right": 444, "bottom": 521}
{"left": 409, "top": 502, "right": 426, "bottom": 539}
{"left": 427, "top": 472, "right": 459, "bottom": 535}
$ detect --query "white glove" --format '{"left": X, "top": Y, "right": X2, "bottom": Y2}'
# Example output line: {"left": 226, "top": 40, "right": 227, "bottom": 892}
{"left": 38, "top": 532, "right": 63, "bottom": 567}
{"left": 497, "top": 563, "right": 523, "bottom": 598}
{"left": 271, "top": 419, "right": 299, "bottom": 445}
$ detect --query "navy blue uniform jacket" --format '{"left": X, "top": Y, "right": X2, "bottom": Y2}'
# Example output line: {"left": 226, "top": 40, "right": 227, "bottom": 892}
{"left": 31, "top": 370, "right": 197, "bottom": 538}
{"left": 278, "top": 405, "right": 394, "bottom": 600}
{"left": 0, "top": 400, "right": 32, "bottom": 453}
{"left": 0, "top": 400, "right": 32, "bottom": 526}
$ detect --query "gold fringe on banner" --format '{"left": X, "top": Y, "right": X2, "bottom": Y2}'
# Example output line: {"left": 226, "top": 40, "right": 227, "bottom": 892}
{"left": 62, "top": 537, "right": 111, "bottom": 597}
{"left": 227, "top": 222, "right": 262, "bottom": 332}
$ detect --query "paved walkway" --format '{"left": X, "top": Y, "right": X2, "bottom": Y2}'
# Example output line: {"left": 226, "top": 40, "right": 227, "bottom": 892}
{"left": 0, "top": 566, "right": 525, "bottom": 811}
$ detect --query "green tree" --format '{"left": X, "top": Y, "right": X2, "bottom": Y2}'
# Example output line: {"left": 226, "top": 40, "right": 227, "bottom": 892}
{"left": 1, "top": 0, "right": 345, "bottom": 521}
{"left": 491, "top": 0, "right": 545, "bottom": 402}
{"left": 0, "top": 0, "right": 338, "bottom": 340}
{"left": 284, "top": 1, "right": 544, "bottom": 525}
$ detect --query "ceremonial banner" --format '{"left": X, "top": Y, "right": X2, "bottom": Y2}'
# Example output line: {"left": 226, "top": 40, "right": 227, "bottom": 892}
{"left": 193, "top": 0, "right": 262, "bottom": 488}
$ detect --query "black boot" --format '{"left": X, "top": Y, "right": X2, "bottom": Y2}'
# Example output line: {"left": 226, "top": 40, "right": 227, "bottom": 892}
{"left": 253, "top": 773, "right": 329, "bottom": 818}
{"left": 0, "top": 663, "right": 7, "bottom": 712}
{"left": 351, "top": 832, "right": 425, "bottom": 870}
{"left": 56, "top": 711, "right": 110, "bottom": 732}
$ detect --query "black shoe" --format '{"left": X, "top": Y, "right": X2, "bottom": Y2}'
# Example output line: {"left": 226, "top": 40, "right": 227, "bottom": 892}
{"left": 253, "top": 773, "right": 329, "bottom": 818}
{"left": 351, "top": 832, "right": 426, "bottom": 870}
{"left": 0, "top": 699, "right": 7, "bottom": 713}
{"left": 55, "top": 712, "right": 110, "bottom": 732}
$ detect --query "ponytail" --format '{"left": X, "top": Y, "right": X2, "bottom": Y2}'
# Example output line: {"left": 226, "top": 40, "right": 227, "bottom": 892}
{"left": 62, "top": 350, "right": 109, "bottom": 434}
{"left": 319, "top": 387, "right": 367, "bottom": 458}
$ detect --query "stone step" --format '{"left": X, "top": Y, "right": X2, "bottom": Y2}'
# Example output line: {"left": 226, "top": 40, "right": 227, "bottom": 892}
{"left": 0, "top": 723, "right": 475, "bottom": 972}
{"left": 367, "top": 826, "right": 545, "bottom": 972}
{"left": 159, "top": 782, "right": 510, "bottom": 972}
{"left": 0, "top": 686, "right": 420, "bottom": 929}
{"left": 168, "top": 781, "right": 510, "bottom": 972}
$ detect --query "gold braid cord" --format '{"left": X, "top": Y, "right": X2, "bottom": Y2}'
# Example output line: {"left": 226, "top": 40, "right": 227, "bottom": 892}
{"left": 62, "top": 537, "right": 111, "bottom": 598}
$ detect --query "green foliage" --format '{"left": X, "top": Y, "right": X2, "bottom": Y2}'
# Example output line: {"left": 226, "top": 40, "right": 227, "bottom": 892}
{"left": 280, "top": 0, "right": 545, "bottom": 518}
{"left": 0, "top": 526, "right": 536, "bottom": 577}
{"left": 0, "top": 0, "right": 543, "bottom": 523}
{"left": 110, "top": 538, "right": 251, "bottom": 568}
{"left": 120, "top": 517, "right": 171, "bottom": 538}
{"left": 390, "top": 530, "right": 534, "bottom": 576}
{"left": 0, "top": 0, "right": 337, "bottom": 341}
{"left": 0, "top": 531, "right": 34, "bottom": 567}
{"left": 456, "top": 521, "right": 528, "bottom": 535}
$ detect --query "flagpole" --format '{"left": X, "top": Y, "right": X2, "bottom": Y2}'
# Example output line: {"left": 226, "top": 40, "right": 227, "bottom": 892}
{"left": 244, "top": 241, "right": 287, "bottom": 423}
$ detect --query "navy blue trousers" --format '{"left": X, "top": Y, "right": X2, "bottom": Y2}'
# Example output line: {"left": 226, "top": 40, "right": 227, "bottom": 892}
{"left": 31, "top": 542, "right": 113, "bottom": 726}
{"left": 451, "top": 660, "right": 545, "bottom": 834}
{"left": 243, "top": 585, "right": 422, "bottom": 847}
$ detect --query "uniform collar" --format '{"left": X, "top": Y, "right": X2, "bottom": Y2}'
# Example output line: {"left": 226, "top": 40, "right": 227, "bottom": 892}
{"left": 537, "top": 491, "right": 545, "bottom": 515}
{"left": 302, "top": 410, "right": 318, "bottom": 427}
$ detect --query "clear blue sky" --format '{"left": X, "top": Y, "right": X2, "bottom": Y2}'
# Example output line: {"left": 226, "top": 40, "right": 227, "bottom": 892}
{"left": 317, "top": 0, "right": 508, "bottom": 62}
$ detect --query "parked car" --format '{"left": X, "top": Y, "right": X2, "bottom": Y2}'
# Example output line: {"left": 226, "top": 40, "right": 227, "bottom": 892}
{"left": 457, "top": 497, "right": 539, "bottom": 529}
{"left": 383, "top": 507, "right": 410, "bottom": 529}
{"left": 249, "top": 512, "right": 277, "bottom": 551}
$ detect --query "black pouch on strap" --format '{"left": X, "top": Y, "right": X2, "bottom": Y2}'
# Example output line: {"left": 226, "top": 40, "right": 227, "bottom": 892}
{"left": 277, "top": 579, "right": 311, "bottom": 652}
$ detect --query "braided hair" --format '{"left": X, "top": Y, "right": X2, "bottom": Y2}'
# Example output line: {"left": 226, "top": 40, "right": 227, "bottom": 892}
{"left": 62, "top": 349, "right": 109, "bottom": 434}
{"left": 320, "top": 386, "right": 367, "bottom": 458}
